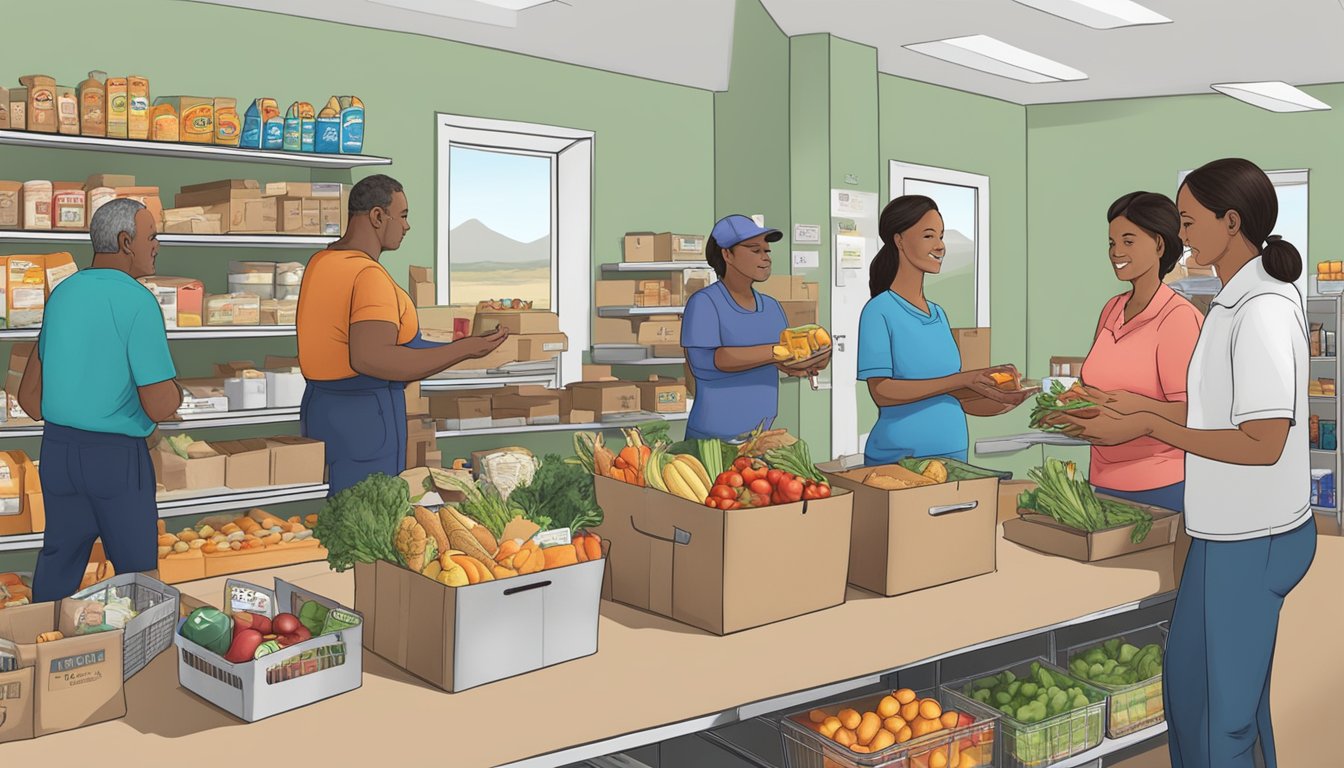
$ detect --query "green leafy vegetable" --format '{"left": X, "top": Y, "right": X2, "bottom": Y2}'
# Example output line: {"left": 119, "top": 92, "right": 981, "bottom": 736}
{"left": 764, "top": 440, "right": 827, "bottom": 484}
{"left": 637, "top": 420, "right": 671, "bottom": 450}
{"left": 437, "top": 474, "right": 518, "bottom": 540}
{"left": 507, "top": 454, "right": 604, "bottom": 534}
{"left": 1024, "top": 458, "right": 1153, "bottom": 543}
{"left": 312, "top": 473, "right": 412, "bottom": 572}
{"left": 1030, "top": 379, "right": 1096, "bottom": 431}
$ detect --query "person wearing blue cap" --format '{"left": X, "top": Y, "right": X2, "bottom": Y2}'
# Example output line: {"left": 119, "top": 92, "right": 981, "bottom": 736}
{"left": 681, "top": 214, "right": 828, "bottom": 441}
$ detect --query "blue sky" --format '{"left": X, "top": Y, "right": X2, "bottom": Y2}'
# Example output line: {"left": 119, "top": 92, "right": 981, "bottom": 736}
{"left": 449, "top": 146, "right": 552, "bottom": 243}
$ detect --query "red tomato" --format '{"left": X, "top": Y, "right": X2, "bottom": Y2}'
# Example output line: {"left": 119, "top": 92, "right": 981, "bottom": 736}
{"left": 705, "top": 498, "right": 720, "bottom": 509}
{"left": 711, "top": 485, "right": 735, "bottom": 500}
{"left": 784, "top": 479, "right": 804, "bottom": 499}
{"left": 749, "top": 478, "right": 773, "bottom": 495}
{"left": 716, "top": 472, "right": 734, "bottom": 486}
{"left": 733, "top": 457, "right": 752, "bottom": 471}
{"left": 767, "top": 469, "right": 784, "bottom": 485}
{"left": 724, "top": 500, "right": 741, "bottom": 510}
{"left": 803, "top": 485, "right": 819, "bottom": 500}
{"left": 724, "top": 472, "right": 744, "bottom": 488}
{"left": 816, "top": 484, "right": 831, "bottom": 498}
{"left": 752, "top": 493, "right": 770, "bottom": 507}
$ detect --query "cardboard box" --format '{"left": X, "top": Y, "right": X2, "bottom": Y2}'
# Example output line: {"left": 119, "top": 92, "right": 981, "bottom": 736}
{"left": 162, "top": 211, "right": 222, "bottom": 235}
{"left": 593, "top": 317, "right": 638, "bottom": 345}
{"left": 596, "top": 280, "right": 637, "bottom": 307}
{"left": 18, "top": 75, "right": 56, "bottom": 133}
{"left": 0, "top": 86, "right": 8, "bottom": 130}
{"left": 5, "top": 344, "right": 33, "bottom": 403}
{"left": 0, "top": 602, "right": 126, "bottom": 741}
{"left": 636, "top": 316, "right": 681, "bottom": 346}
{"left": 275, "top": 196, "right": 319, "bottom": 234}
{"left": 445, "top": 335, "right": 519, "bottom": 371}
{"left": 139, "top": 276, "right": 204, "bottom": 328}
{"left": 261, "top": 181, "right": 345, "bottom": 199}
{"left": 406, "top": 417, "right": 437, "bottom": 469}
{"left": 472, "top": 310, "right": 560, "bottom": 336}
{"left": 408, "top": 265, "right": 434, "bottom": 307}
{"left": 85, "top": 174, "right": 135, "bottom": 190}
{"left": 8, "top": 88, "right": 27, "bottom": 132}
{"left": 583, "top": 364, "right": 614, "bottom": 381}
{"left": 516, "top": 333, "right": 568, "bottom": 361}
{"left": 623, "top": 232, "right": 657, "bottom": 262}
{"left": 0, "top": 181, "right": 20, "bottom": 230}
{"left": 153, "top": 443, "right": 227, "bottom": 492}
{"left": 652, "top": 344, "right": 683, "bottom": 359}
{"left": 952, "top": 328, "right": 991, "bottom": 372}
{"left": 779, "top": 300, "right": 818, "bottom": 328}
{"left": 763, "top": 274, "right": 804, "bottom": 300}
{"left": 416, "top": 305, "right": 475, "bottom": 335}
{"left": 592, "top": 475, "right": 853, "bottom": 635}
{"left": 634, "top": 378, "right": 688, "bottom": 413}
{"left": 208, "top": 439, "right": 270, "bottom": 489}
{"left": 568, "top": 382, "right": 640, "bottom": 415}
{"left": 492, "top": 394, "right": 561, "bottom": 425}
{"left": 1003, "top": 494, "right": 1182, "bottom": 562}
{"left": 404, "top": 381, "right": 429, "bottom": 417}
{"left": 0, "top": 451, "right": 38, "bottom": 537}
{"left": 655, "top": 233, "right": 706, "bottom": 262}
{"left": 259, "top": 299, "right": 297, "bottom": 327}
{"left": 265, "top": 437, "right": 325, "bottom": 486}
{"left": 355, "top": 554, "right": 602, "bottom": 691}
{"left": 1050, "top": 356, "right": 1088, "bottom": 378}
{"left": 205, "top": 293, "right": 261, "bottom": 326}
{"left": 319, "top": 198, "right": 342, "bottom": 236}
{"left": 429, "top": 392, "right": 492, "bottom": 421}
{"left": 50, "top": 183, "right": 84, "bottom": 230}
{"left": 824, "top": 462, "right": 1000, "bottom": 597}
{"left": 174, "top": 578, "right": 361, "bottom": 722}
{"left": 800, "top": 281, "right": 820, "bottom": 302}
{"left": 6, "top": 259, "right": 45, "bottom": 327}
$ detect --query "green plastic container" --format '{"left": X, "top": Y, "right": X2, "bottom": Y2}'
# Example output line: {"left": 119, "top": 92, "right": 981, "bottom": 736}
{"left": 181, "top": 607, "right": 232, "bottom": 656}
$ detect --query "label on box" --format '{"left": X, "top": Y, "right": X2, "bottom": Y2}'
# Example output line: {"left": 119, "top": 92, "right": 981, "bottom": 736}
{"left": 229, "top": 585, "right": 272, "bottom": 615}
{"left": 532, "top": 528, "right": 573, "bottom": 547}
{"left": 47, "top": 649, "right": 107, "bottom": 691}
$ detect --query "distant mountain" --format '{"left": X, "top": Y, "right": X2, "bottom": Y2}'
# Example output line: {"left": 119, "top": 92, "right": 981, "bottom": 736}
{"left": 451, "top": 219, "right": 550, "bottom": 266}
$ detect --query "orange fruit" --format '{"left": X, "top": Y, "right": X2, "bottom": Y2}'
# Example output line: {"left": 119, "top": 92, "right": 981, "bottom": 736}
{"left": 894, "top": 688, "right": 918, "bottom": 705}
{"left": 857, "top": 712, "right": 882, "bottom": 745}
{"left": 941, "top": 712, "right": 960, "bottom": 730}
{"left": 883, "top": 716, "right": 906, "bottom": 734}
{"left": 820, "top": 717, "right": 842, "bottom": 738}
{"left": 930, "top": 751, "right": 949, "bottom": 768}
{"left": 901, "top": 701, "right": 921, "bottom": 722}
{"left": 920, "top": 699, "right": 943, "bottom": 721}
{"left": 809, "top": 709, "right": 828, "bottom": 724}
{"left": 850, "top": 744, "right": 870, "bottom": 754}
{"left": 896, "top": 726, "right": 913, "bottom": 744}
{"left": 838, "top": 708, "right": 862, "bottom": 731}
{"left": 834, "top": 728, "right": 857, "bottom": 747}
{"left": 877, "top": 695, "right": 900, "bottom": 718}
{"left": 870, "top": 729, "right": 896, "bottom": 752}
{"left": 957, "top": 753, "right": 980, "bottom": 768}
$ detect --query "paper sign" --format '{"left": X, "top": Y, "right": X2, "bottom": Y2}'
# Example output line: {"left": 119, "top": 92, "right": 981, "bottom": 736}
{"left": 229, "top": 585, "right": 272, "bottom": 616}
{"left": 832, "top": 190, "right": 877, "bottom": 218}
{"left": 837, "top": 235, "right": 867, "bottom": 270}
{"left": 792, "top": 251, "right": 819, "bottom": 270}
{"left": 533, "top": 528, "right": 573, "bottom": 547}
{"left": 794, "top": 224, "right": 821, "bottom": 244}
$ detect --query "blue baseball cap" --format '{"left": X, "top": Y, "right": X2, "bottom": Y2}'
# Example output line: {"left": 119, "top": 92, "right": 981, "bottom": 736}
{"left": 711, "top": 214, "right": 783, "bottom": 249}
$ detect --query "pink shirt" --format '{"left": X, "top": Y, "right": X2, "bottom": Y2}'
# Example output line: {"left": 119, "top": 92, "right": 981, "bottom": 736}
{"left": 1081, "top": 284, "right": 1203, "bottom": 492}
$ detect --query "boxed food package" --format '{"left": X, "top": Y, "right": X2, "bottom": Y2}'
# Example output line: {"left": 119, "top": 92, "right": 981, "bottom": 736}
{"left": 50, "top": 184, "right": 85, "bottom": 230}
{"left": 822, "top": 457, "right": 1003, "bottom": 596}
{"left": 516, "top": 333, "right": 568, "bottom": 361}
{"left": 593, "top": 317, "right": 638, "bottom": 345}
{"left": 228, "top": 261, "right": 277, "bottom": 300}
{"left": 225, "top": 374, "right": 266, "bottom": 411}
{"left": 264, "top": 437, "right": 325, "bottom": 486}
{"left": 567, "top": 381, "right": 640, "bottom": 416}
{"left": 492, "top": 394, "right": 561, "bottom": 426}
{"left": 214, "top": 97, "right": 240, "bottom": 146}
{"left": 42, "top": 253, "right": 76, "bottom": 297}
{"left": 354, "top": 550, "right": 601, "bottom": 691}
{"left": 1002, "top": 490, "right": 1182, "bottom": 562}
{"left": 6, "top": 257, "right": 46, "bottom": 327}
{"left": 113, "top": 187, "right": 164, "bottom": 228}
{"left": 595, "top": 280, "right": 637, "bottom": 307}
{"left": 471, "top": 310, "right": 560, "bottom": 336}
{"left": 17, "top": 75, "right": 56, "bottom": 133}
{"left": 0, "top": 451, "right": 40, "bottom": 537}
{"left": 86, "top": 187, "right": 115, "bottom": 221}
{"left": 208, "top": 439, "right": 270, "bottom": 489}
{"left": 0, "top": 600, "right": 126, "bottom": 742}
{"left": 634, "top": 377, "right": 687, "bottom": 414}
{"left": 593, "top": 475, "right": 853, "bottom": 634}
{"left": 636, "top": 316, "right": 681, "bottom": 346}
{"left": 148, "top": 99, "right": 179, "bottom": 142}
{"left": 656, "top": 232, "right": 707, "bottom": 262}
{"left": 178, "top": 378, "right": 228, "bottom": 416}
{"left": 952, "top": 328, "right": 991, "bottom": 372}
{"left": 152, "top": 439, "right": 227, "bottom": 492}
{"left": 623, "top": 232, "right": 657, "bottom": 262}
{"left": 156, "top": 96, "right": 211, "bottom": 144}
{"left": 175, "top": 578, "right": 362, "bottom": 722}
{"left": 8, "top": 88, "right": 27, "bottom": 131}
{"left": 55, "top": 86, "right": 78, "bottom": 136}
{"left": 77, "top": 71, "right": 107, "bottom": 137}
{"left": 408, "top": 265, "right": 434, "bottom": 306}
{"left": 126, "top": 76, "right": 149, "bottom": 140}
{"left": 264, "top": 368, "right": 304, "bottom": 408}
{"left": 105, "top": 77, "right": 126, "bottom": 138}
{"left": 205, "top": 293, "right": 261, "bottom": 326}
{"left": 162, "top": 207, "right": 222, "bottom": 235}
{"left": 241, "top": 98, "right": 281, "bottom": 150}
{"left": 259, "top": 299, "right": 297, "bottom": 326}
{"left": 21, "top": 181, "right": 51, "bottom": 230}
{"left": 0, "top": 181, "right": 20, "bottom": 230}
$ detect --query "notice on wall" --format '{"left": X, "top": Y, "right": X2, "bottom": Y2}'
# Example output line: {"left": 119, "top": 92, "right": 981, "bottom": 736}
{"left": 792, "top": 251, "right": 819, "bottom": 270}
{"left": 794, "top": 224, "right": 821, "bottom": 244}
{"left": 831, "top": 190, "right": 876, "bottom": 218}
{"left": 836, "top": 235, "right": 866, "bottom": 270}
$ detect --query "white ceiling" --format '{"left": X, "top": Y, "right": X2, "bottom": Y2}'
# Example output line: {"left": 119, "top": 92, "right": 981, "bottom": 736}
{"left": 187, "top": 0, "right": 1344, "bottom": 104}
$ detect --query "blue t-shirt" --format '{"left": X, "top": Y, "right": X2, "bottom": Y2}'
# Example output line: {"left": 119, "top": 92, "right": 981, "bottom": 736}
{"left": 682, "top": 281, "right": 787, "bottom": 441}
{"left": 38, "top": 270, "right": 177, "bottom": 437}
{"left": 857, "top": 290, "right": 967, "bottom": 464}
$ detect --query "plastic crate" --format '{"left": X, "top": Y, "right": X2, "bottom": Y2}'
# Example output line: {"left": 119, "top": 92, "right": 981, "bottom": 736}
{"left": 780, "top": 686, "right": 998, "bottom": 768}
{"left": 1057, "top": 623, "right": 1167, "bottom": 738}
{"left": 72, "top": 572, "right": 180, "bottom": 680}
{"left": 943, "top": 657, "right": 1107, "bottom": 768}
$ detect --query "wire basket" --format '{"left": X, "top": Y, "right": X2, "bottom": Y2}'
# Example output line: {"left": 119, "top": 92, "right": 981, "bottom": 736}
{"left": 72, "top": 572, "right": 180, "bottom": 680}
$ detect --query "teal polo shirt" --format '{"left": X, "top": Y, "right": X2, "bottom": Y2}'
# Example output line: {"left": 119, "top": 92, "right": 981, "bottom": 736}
{"left": 38, "top": 270, "right": 176, "bottom": 437}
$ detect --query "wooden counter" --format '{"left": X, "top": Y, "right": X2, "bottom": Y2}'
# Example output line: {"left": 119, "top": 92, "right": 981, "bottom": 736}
{"left": 0, "top": 523, "right": 1185, "bottom": 768}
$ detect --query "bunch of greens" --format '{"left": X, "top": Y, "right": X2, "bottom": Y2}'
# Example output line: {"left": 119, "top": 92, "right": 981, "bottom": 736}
{"left": 436, "top": 473, "right": 520, "bottom": 540}
{"left": 508, "top": 454, "right": 604, "bottom": 534}
{"left": 764, "top": 439, "right": 828, "bottom": 484}
{"left": 1030, "top": 380, "right": 1096, "bottom": 431}
{"left": 312, "top": 473, "right": 411, "bottom": 572}
{"left": 1021, "top": 459, "right": 1153, "bottom": 543}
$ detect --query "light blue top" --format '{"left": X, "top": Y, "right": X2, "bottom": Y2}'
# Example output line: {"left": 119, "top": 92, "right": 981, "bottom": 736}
{"left": 682, "top": 281, "right": 788, "bottom": 441}
{"left": 857, "top": 290, "right": 967, "bottom": 464}
{"left": 39, "top": 270, "right": 177, "bottom": 437}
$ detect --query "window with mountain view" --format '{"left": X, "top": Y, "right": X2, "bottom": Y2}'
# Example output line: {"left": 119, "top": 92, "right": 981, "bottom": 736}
{"left": 447, "top": 146, "right": 555, "bottom": 310}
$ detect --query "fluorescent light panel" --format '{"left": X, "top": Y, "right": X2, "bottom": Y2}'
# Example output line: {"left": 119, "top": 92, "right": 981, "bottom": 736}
{"left": 368, "top": 0, "right": 552, "bottom": 27}
{"left": 905, "top": 35, "right": 1087, "bottom": 83}
{"left": 1012, "top": 0, "right": 1170, "bottom": 29}
{"left": 1212, "top": 82, "right": 1331, "bottom": 113}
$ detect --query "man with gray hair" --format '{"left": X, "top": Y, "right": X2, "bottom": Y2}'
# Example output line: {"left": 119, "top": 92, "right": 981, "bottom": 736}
{"left": 18, "top": 198, "right": 182, "bottom": 602}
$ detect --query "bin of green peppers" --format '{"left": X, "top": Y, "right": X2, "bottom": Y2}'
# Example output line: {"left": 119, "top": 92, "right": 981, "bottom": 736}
{"left": 1060, "top": 623, "right": 1167, "bottom": 739}
{"left": 942, "top": 657, "right": 1107, "bottom": 768}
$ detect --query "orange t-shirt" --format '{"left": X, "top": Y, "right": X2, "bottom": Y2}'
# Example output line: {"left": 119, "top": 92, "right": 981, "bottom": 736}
{"left": 1081, "top": 284, "right": 1203, "bottom": 492}
{"left": 296, "top": 250, "right": 419, "bottom": 381}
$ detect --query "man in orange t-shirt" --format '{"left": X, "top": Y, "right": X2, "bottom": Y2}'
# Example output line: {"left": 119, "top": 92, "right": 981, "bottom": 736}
{"left": 297, "top": 174, "right": 509, "bottom": 495}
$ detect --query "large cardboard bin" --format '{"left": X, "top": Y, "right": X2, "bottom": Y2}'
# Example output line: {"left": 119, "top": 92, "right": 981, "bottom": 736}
{"left": 592, "top": 475, "right": 853, "bottom": 635}
{"left": 824, "top": 459, "right": 1001, "bottom": 597}
{"left": 354, "top": 556, "right": 604, "bottom": 692}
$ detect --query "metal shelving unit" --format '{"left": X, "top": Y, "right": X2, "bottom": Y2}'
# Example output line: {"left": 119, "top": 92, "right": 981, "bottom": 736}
{"left": 0, "top": 407, "right": 302, "bottom": 438}
{"left": 437, "top": 410, "right": 689, "bottom": 439}
{"left": 0, "top": 325, "right": 296, "bottom": 341}
{"left": 599, "top": 261, "right": 712, "bottom": 273}
{"left": 596, "top": 306, "right": 686, "bottom": 318}
{"left": 1308, "top": 295, "right": 1341, "bottom": 529}
{"left": 0, "top": 231, "right": 335, "bottom": 248}
{"left": 421, "top": 372, "right": 558, "bottom": 391}
{"left": 0, "top": 128, "right": 392, "bottom": 168}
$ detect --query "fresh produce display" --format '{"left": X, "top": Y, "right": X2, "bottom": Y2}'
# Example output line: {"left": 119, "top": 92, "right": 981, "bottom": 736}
{"left": 314, "top": 473, "right": 412, "bottom": 572}
{"left": 772, "top": 324, "right": 832, "bottom": 364}
{"left": 1019, "top": 459, "right": 1154, "bottom": 543}
{"left": 507, "top": 454, "right": 603, "bottom": 534}
{"left": 0, "top": 573, "right": 32, "bottom": 609}
{"left": 1029, "top": 380, "right": 1096, "bottom": 431}
{"left": 1066, "top": 633, "right": 1166, "bottom": 737}
{"left": 157, "top": 509, "right": 322, "bottom": 571}
{"left": 951, "top": 660, "right": 1105, "bottom": 766}
{"left": 179, "top": 598, "right": 356, "bottom": 665}
{"left": 788, "top": 688, "right": 991, "bottom": 768}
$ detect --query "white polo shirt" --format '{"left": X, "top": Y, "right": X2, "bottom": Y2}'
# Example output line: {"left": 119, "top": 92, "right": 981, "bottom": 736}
{"left": 1184, "top": 258, "right": 1311, "bottom": 540}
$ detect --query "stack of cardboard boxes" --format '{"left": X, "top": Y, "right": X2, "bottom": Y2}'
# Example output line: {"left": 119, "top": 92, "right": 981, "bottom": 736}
{"left": 761, "top": 274, "right": 821, "bottom": 327}
{"left": 150, "top": 432, "right": 325, "bottom": 494}
{"left": 422, "top": 373, "right": 689, "bottom": 432}
{"left": 417, "top": 307, "right": 568, "bottom": 371}
{"left": 0, "top": 175, "right": 163, "bottom": 232}
{"left": 622, "top": 232, "right": 707, "bottom": 263}
{"left": 165, "top": 179, "right": 348, "bottom": 236}
{"left": 177, "top": 356, "right": 305, "bottom": 417}
{"left": 405, "top": 381, "right": 440, "bottom": 469}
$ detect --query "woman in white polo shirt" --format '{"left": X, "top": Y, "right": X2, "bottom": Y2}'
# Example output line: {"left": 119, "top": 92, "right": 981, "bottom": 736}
{"left": 1050, "top": 158, "right": 1315, "bottom": 768}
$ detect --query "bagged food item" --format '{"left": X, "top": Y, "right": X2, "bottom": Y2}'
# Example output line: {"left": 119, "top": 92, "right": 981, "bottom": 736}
{"left": 52, "top": 184, "right": 85, "bottom": 230}
{"left": 18, "top": 75, "right": 56, "bottom": 133}
{"left": 127, "top": 75, "right": 150, "bottom": 140}
{"left": 0, "top": 85, "right": 8, "bottom": 129}
{"left": 149, "top": 98, "right": 179, "bottom": 142}
{"left": 56, "top": 85, "right": 79, "bottom": 135}
{"left": 0, "top": 181, "right": 20, "bottom": 230}
{"left": 7, "top": 257, "right": 46, "bottom": 327}
{"left": 214, "top": 97, "right": 241, "bottom": 146}
{"left": 87, "top": 186, "right": 116, "bottom": 220}
{"left": 106, "top": 76, "right": 128, "bottom": 138}
{"left": 338, "top": 95, "right": 364, "bottom": 154}
{"left": 315, "top": 97, "right": 340, "bottom": 153}
{"left": 21, "top": 181, "right": 51, "bottom": 230}
{"left": 78, "top": 70, "right": 107, "bottom": 136}
{"left": 159, "top": 96, "right": 212, "bottom": 144}
{"left": 59, "top": 599, "right": 119, "bottom": 637}
{"left": 9, "top": 87, "right": 27, "bottom": 131}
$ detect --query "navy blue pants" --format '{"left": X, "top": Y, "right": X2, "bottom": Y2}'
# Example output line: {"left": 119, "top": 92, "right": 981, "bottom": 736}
{"left": 32, "top": 423, "right": 158, "bottom": 603}
{"left": 301, "top": 375, "right": 407, "bottom": 497}
{"left": 1165, "top": 517, "right": 1315, "bottom": 768}
{"left": 1093, "top": 481, "right": 1186, "bottom": 512}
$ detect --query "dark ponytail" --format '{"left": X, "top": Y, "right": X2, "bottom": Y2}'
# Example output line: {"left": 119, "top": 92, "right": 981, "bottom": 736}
{"left": 1181, "top": 158, "right": 1302, "bottom": 284}
{"left": 869, "top": 195, "right": 940, "bottom": 298}
{"left": 1107, "top": 191, "right": 1183, "bottom": 278}
{"left": 705, "top": 234, "right": 727, "bottom": 279}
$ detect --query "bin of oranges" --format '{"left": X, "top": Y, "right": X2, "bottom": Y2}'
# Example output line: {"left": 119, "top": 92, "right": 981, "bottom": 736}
{"left": 779, "top": 687, "right": 998, "bottom": 768}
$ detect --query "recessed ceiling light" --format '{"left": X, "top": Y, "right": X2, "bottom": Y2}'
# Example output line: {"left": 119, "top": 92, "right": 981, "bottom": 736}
{"left": 368, "top": 0, "right": 553, "bottom": 28}
{"left": 904, "top": 35, "right": 1087, "bottom": 83}
{"left": 1212, "top": 82, "right": 1331, "bottom": 113}
{"left": 1012, "top": 0, "right": 1170, "bottom": 29}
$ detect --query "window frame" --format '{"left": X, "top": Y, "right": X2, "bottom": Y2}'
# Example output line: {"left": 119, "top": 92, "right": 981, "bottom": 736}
{"left": 436, "top": 113, "right": 593, "bottom": 386}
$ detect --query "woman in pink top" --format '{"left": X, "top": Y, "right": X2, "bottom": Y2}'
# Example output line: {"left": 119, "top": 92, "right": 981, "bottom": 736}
{"left": 1079, "top": 192, "right": 1203, "bottom": 511}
